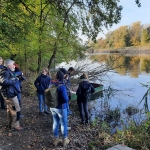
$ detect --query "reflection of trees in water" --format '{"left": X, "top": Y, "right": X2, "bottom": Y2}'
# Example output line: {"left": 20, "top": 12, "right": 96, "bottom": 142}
{"left": 92, "top": 54, "right": 150, "bottom": 77}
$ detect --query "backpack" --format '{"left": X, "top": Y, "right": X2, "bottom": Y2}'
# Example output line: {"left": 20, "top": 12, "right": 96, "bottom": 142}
{"left": 45, "top": 84, "right": 62, "bottom": 108}
{"left": 0, "top": 68, "right": 5, "bottom": 91}
{"left": 81, "top": 83, "right": 92, "bottom": 101}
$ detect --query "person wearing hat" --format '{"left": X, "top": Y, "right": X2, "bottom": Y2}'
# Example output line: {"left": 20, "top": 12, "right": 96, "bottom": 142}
{"left": 76, "top": 73, "right": 95, "bottom": 125}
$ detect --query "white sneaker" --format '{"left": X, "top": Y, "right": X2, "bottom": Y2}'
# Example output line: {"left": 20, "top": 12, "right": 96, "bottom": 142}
{"left": 67, "top": 127, "right": 71, "bottom": 130}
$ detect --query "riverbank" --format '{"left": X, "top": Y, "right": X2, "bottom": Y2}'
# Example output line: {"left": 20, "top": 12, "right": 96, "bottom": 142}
{"left": 0, "top": 77, "right": 150, "bottom": 149}
{"left": 90, "top": 45, "right": 150, "bottom": 55}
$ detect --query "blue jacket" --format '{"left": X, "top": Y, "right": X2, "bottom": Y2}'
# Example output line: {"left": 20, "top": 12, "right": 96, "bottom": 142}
{"left": 0, "top": 67, "right": 20, "bottom": 98}
{"left": 0, "top": 65, "right": 4, "bottom": 69}
{"left": 34, "top": 74, "right": 51, "bottom": 94}
{"left": 76, "top": 80, "right": 95, "bottom": 103}
{"left": 52, "top": 81, "right": 69, "bottom": 109}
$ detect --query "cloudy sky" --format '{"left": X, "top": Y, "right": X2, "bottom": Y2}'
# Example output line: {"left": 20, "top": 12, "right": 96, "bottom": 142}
{"left": 98, "top": 0, "right": 150, "bottom": 38}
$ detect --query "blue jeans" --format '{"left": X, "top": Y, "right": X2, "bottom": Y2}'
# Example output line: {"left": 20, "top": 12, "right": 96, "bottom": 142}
{"left": 37, "top": 93, "right": 48, "bottom": 112}
{"left": 78, "top": 101, "right": 89, "bottom": 122}
{"left": 50, "top": 108, "right": 68, "bottom": 138}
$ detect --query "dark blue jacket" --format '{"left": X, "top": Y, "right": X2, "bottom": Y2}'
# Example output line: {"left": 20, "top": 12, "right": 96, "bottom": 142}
{"left": 0, "top": 67, "right": 20, "bottom": 98}
{"left": 76, "top": 80, "right": 95, "bottom": 103}
{"left": 52, "top": 81, "right": 69, "bottom": 109}
{"left": 0, "top": 65, "right": 4, "bottom": 69}
{"left": 34, "top": 74, "right": 51, "bottom": 94}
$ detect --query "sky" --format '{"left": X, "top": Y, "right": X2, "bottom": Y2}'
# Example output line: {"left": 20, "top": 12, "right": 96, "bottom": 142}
{"left": 81, "top": 0, "right": 150, "bottom": 42}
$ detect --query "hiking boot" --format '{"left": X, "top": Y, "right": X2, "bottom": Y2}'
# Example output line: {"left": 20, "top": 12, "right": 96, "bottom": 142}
{"left": 44, "top": 111, "right": 50, "bottom": 115}
{"left": 63, "top": 137, "right": 70, "bottom": 147}
{"left": 53, "top": 138, "right": 61, "bottom": 146}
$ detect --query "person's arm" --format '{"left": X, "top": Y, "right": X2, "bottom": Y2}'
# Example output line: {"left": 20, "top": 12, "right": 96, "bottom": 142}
{"left": 34, "top": 76, "right": 40, "bottom": 89}
{"left": 1, "top": 71, "right": 18, "bottom": 86}
{"left": 90, "top": 84, "right": 95, "bottom": 93}
{"left": 76, "top": 84, "right": 81, "bottom": 95}
{"left": 59, "top": 85, "right": 69, "bottom": 103}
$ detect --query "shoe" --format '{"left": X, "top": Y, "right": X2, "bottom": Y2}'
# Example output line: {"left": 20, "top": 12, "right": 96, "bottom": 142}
{"left": 67, "top": 127, "right": 71, "bottom": 130}
{"left": 53, "top": 138, "right": 62, "bottom": 146}
{"left": 85, "top": 120, "right": 89, "bottom": 125}
{"left": 20, "top": 115, "right": 24, "bottom": 119}
{"left": 80, "top": 120, "right": 85, "bottom": 125}
{"left": 63, "top": 137, "right": 70, "bottom": 147}
{"left": 12, "top": 126, "right": 24, "bottom": 131}
{"left": 44, "top": 111, "right": 50, "bottom": 115}
{"left": 39, "top": 112, "right": 45, "bottom": 116}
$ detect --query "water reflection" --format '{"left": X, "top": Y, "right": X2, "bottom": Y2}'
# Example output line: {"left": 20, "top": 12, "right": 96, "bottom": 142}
{"left": 91, "top": 54, "right": 150, "bottom": 78}
{"left": 87, "top": 54, "right": 150, "bottom": 131}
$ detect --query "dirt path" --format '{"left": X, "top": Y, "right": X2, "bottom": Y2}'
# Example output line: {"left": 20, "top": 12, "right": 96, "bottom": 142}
{"left": 0, "top": 93, "right": 104, "bottom": 150}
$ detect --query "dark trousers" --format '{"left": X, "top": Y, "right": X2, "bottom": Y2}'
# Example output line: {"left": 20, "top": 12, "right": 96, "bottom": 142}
{"left": 78, "top": 101, "right": 89, "bottom": 121}
{"left": 0, "top": 93, "right": 5, "bottom": 109}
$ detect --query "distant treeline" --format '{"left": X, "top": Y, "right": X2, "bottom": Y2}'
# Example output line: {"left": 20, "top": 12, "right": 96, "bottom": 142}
{"left": 91, "top": 21, "right": 150, "bottom": 51}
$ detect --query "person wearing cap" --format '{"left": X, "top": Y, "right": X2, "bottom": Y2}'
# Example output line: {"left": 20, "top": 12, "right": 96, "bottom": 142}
{"left": 76, "top": 73, "right": 95, "bottom": 125}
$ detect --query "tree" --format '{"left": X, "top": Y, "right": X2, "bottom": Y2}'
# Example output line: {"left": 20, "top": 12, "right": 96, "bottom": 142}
{"left": 129, "top": 21, "right": 142, "bottom": 46}
{"left": 141, "top": 27, "right": 150, "bottom": 44}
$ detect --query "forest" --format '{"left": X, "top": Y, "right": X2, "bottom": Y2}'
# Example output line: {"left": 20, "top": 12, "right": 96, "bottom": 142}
{"left": 92, "top": 21, "right": 150, "bottom": 50}
{"left": 0, "top": 0, "right": 141, "bottom": 74}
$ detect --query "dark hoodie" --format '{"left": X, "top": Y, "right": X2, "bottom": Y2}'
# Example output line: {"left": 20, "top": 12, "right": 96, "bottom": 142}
{"left": 34, "top": 74, "right": 51, "bottom": 94}
{"left": 76, "top": 80, "right": 95, "bottom": 103}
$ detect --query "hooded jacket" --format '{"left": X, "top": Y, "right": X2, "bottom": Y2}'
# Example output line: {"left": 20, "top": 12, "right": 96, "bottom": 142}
{"left": 34, "top": 74, "right": 51, "bottom": 94}
{"left": 0, "top": 66, "right": 20, "bottom": 98}
{"left": 76, "top": 80, "right": 95, "bottom": 103}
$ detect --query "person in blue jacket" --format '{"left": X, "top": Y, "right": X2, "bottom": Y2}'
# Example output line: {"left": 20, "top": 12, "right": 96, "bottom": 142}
{"left": 34, "top": 67, "right": 51, "bottom": 115}
{"left": 13, "top": 64, "right": 25, "bottom": 108}
{"left": 76, "top": 73, "right": 95, "bottom": 125}
{"left": 50, "top": 71, "right": 70, "bottom": 147}
{"left": 0, "top": 57, "right": 6, "bottom": 110}
{"left": 0, "top": 59, "right": 23, "bottom": 130}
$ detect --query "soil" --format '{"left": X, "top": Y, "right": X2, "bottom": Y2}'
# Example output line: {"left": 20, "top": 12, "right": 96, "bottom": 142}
{"left": 0, "top": 82, "right": 112, "bottom": 150}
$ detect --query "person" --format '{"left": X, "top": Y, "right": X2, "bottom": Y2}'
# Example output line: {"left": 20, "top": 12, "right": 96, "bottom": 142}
{"left": 59, "top": 67, "right": 75, "bottom": 114}
{"left": 76, "top": 73, "right": 95, "bottom": 125}
{"left": 34, "top": 67, "right": 51, "bottom": 115}
{"left": 0, "top": 57, "right": 6, "bottom": 110}
{"left": 0, "top": 59, "right": 23, "bottom": 130}
{"left": 50, "top": 71, "right": 69, "bottom": 147}
{"left": 13, "top": 63, "right": 25, "bottom": 118}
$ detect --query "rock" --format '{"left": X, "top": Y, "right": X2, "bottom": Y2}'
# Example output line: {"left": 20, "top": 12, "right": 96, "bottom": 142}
{"left": 107, "top": 144, "right": 135, "bottom": 150}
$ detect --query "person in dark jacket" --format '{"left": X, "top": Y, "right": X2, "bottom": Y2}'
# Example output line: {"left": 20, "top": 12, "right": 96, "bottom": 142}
{"left": 13, "top": 64, "right": 25, "bottom": 118}
{"left": 0, "top": 57, "right": 6, "bottom": 110}
{"left": 50, "top": 71, "right": 70, "bottom": 147}
{"left": 76, "top": 73, "right": 95, "bottom": 125}
{"left": 34, "top": 67, "right": 51, "bottom": 115}
{"left": 0, "top": 59, "right": 23, "bottom": 130}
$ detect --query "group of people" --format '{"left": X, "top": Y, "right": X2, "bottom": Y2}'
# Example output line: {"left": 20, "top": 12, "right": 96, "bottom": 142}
{"left": 34, "top": 66, "right": 95, "bottom": 146}
{"left": 0, "top": 56, "right": 95, "bottom": 147}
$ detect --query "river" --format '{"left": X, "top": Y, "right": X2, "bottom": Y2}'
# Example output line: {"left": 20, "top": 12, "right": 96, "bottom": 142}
{"left": 58, "top": 53, "right": 150, "bottom": 124}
